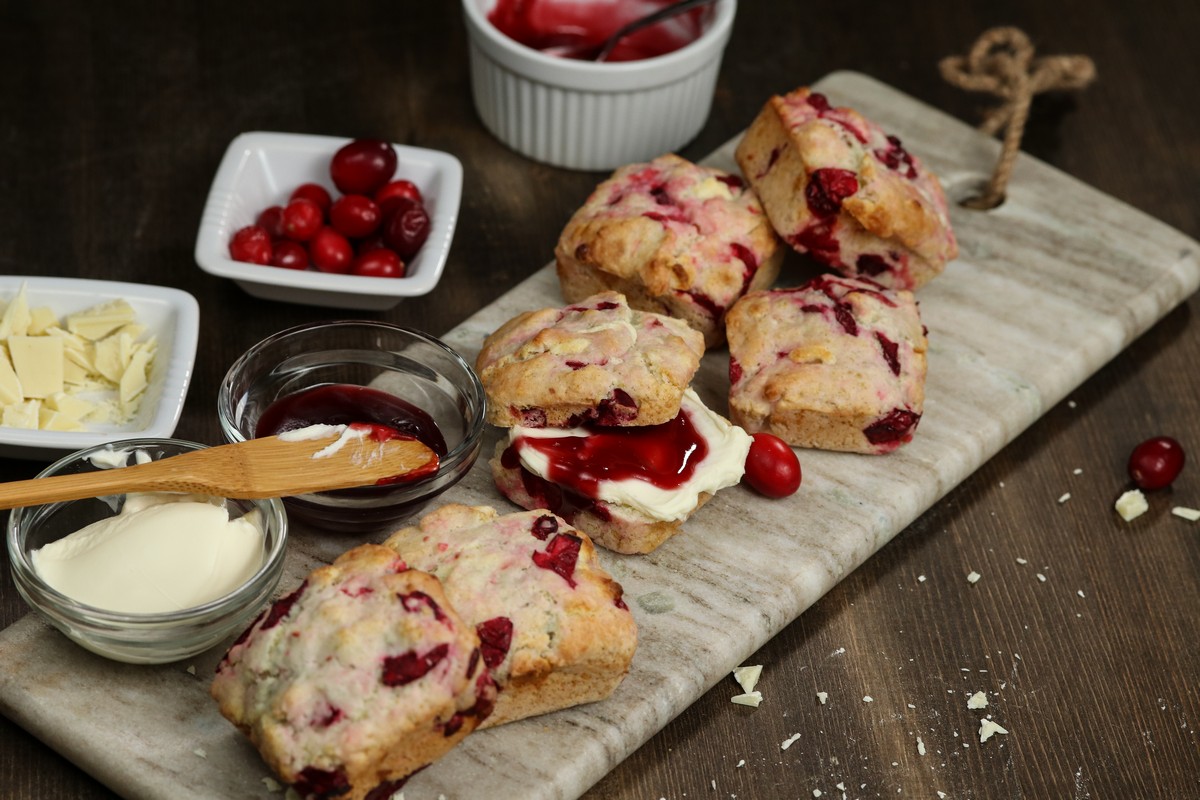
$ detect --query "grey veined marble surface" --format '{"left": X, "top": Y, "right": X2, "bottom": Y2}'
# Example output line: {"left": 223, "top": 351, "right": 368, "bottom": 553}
{"left": 1, "top": 71, "right": 1197, "bottom": 800}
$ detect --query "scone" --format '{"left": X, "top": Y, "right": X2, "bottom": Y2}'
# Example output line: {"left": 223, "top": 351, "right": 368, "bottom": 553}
{"left": 735, "top": 87, "right": 957, "bottom": 290}
{"left": 726, "top": 275, "right": 927, "bottom": 454}
{"left": 211, "top": 544, "right": 496, "bottom": 800}
{"left": 490, "top": 388, "right": 752, "bottom": 553}
{"left": 476, "top": 290, "right": 705, "bottom": 429}
{"left": 555, "top": 154, "right": 784, "bottom": 346}
{"left": 383, "top": 504, "right": 637, "bottom": 727}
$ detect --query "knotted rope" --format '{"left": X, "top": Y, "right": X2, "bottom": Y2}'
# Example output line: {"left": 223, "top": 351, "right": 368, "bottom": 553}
{"left": 939, "top": 27, "right": 1096, "bottom": 208}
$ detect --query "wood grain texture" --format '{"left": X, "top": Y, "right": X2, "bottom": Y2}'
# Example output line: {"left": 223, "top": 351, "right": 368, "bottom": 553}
{"left": 1, "top": 2, "right": 1198, "bottom": 799}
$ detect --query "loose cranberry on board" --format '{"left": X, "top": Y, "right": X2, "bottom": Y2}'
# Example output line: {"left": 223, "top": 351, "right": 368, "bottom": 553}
{"left": 743, "top": 432, "right": 802, "bottom": 498}
{"left": 1128, "top": 436, "right": 1186, "bottom": 491}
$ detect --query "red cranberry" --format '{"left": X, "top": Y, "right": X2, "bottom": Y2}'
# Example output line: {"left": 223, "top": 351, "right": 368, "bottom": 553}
{"left": 290, "top": 182, "right": 333, "bottom": 213}
{"left": 532, "top": 533, "right": 582, "bottom": 587}
{"left": 531, "top": 514, "right": 558, "bottom": 540}
{"left": 260, "top": 582, "right": 307, "bottom": 631}
{"left": 1128, "top": 436, "right": 1185, "bottom": 491}
{"left": 863, "top": 409, "right": 921, "bottom": 445}
{"left": 330, "top": 138, "right": 397, "bottom": 195}
{"left": 351, "top": 248, "right": 404, "bottom": 278}
{"left": 293, "top": 766, "right": 350, "bottom": 798}
{"left": 308, "top": 226, "right": 353, "bottom": 273}
{"left": 875, "top": 332, "right": 900, "bottom": 376}
{"left": 381, "top": 643, "right": 449, "bottom": 686}
{"left": 255, "top": 205, "right": 286, "bottom": 239}
{"left": 805, "top": 168, "right": 859, "bottom": 217}
{"left": 375, "top": 179, "right": 423, "bottom": 216}
{"left": 228, "top": 225, "right": 273, "bottom": 265}
{"left": 382, "top": 197, "right": 431, "bottom": 260}
{"left": 476, "top": 616, "right": 514, "bottom": 669}
{"left": 329, "top": 194, "right": 382, "bottom": 239}
{"left": 271, "top": 240, "right": 309, "bottom": 270}
{"left": 743, "top": 433, "right": 802, "bottom": 498}
{"left": 281, "top": 197, "right": 324, "bottom": 242}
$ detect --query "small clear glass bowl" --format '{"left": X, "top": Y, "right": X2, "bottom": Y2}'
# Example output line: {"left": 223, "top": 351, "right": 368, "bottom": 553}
{"left": 218, "top": 320, "right": 486, "bottom": 533}
{"left": 6, "top": 438, "right": 288, "bottom": 665}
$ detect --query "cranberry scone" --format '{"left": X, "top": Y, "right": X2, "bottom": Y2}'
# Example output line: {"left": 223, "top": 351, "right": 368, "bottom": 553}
{"left": 554, "top": 154, "right": 784, "bottom": 346}
{"left": 735, "top": 87, "right": 957, "bottom": 290}
{"left": 210, "top": 544, "right": 496, "bottom": 800}
{"left": 383, "top": 503, "right": 637, "bottom": 727}
{"left": 490, "top": 388, "right": 752, "bottom": 553}
{"left": 726, "top": 275, "right": 928, "bottom": 455}
{"left": 476, "top": 290, "right": 705, "bottom": 429}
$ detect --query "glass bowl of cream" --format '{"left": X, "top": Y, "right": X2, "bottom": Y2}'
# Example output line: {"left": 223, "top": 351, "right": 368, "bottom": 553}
{"left": 6, "top": 438, "right": 288, "bottom": 664}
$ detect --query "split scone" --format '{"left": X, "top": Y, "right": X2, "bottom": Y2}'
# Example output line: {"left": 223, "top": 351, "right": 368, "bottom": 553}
{"left": 211, "top": 545, "right": 496, "bottom": 800}
{"left": 384, "top": 503, "right": 637, "bottom": 727}
{"left": 735, "top": 87, "right": 957, "bottom": 290}
{"left": 475, "top": 290, "right": 705, "bottom": 429}
{"left": 555, "top": 154, "right": 784, "bottom": 346}
{"left": 490, "top": 387, "right": 752, "bottom": 553}
{"left": 726, "top": 274, "right": 928, "bottom": 454}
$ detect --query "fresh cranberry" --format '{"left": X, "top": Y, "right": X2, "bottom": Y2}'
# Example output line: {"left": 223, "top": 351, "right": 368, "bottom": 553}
{"left": 805, "top": 168, "right": 859, "bottom": 217}
{"left": 1128, "top": 436, "right": 1186, "bottom": 490}
{"left": 271, "top": 240, "right": 309, "bottom": 270}
{"left": 330, "top": 138, "right": 397, "bottom": 195}
{"left": 260, "top": 582, "right": 306, "bottom": 631}
{"left": 291, "top": 182, "right": 333, "bottom": 213}
{"left": 255, "top": 206, "right": 286, "bottom": 238}
{"left": 743, "top": 432, "right": 802, "bottom": 498}
{"left": 293, "top": 766, "right": 350, "bottom": 799}
{"left": 531, "top": 514, "right": 558, "bottom": 540}
{"left": 281, "top": 197, "right": 324, "bottom": 242}
{"left": 228, "top": 225, "right": 273, "bottom": 265}
{"left": 382, "top": 198, "right": 431, "bottom": 260}
{"left": 308, "top": 226, "right": 354, "bottom": 273}
{"left": 476, "top": 616, "right": 514, "bottom": 669}
{"left": 375, "top": 179, "right": 423, "bottom": 216}
{"left": 532, "top": 533, "right": 582, "bottom": 587}
{"left": 381, "top": 643, "right": 449, "bottom": 686}
{"left": 351, "top": 248, "right": 404, "bottom": 278}
{"left": 330, "top": 194, "right": 382, "bottom": 239}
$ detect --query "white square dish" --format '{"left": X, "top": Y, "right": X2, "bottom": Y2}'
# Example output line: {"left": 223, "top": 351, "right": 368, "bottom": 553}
{"left": 193, "top": 131, "right": 462, "bottom": 311}
{"left": 0, "top": 276, "right": 199, "bottom": 460}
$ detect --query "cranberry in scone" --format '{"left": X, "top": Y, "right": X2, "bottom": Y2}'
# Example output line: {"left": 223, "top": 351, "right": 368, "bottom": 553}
{"left": 210, "top": 544, "right": 494, "bottom": 800}
{"left": 726, "top": 275, "right": 928, "bottom": 455}
{"left": 555, "top": 154, "right": 784, "bottom": 347}
{"left": 384, "top": 504, "right": 637, "bottom": 728}
{"left": 735, "top": 87, "right": 957, "bottom": 291}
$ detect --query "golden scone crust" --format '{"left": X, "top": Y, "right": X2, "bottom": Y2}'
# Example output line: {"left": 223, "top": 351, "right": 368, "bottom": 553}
{"left": 210, "top": 544, "right": 495, "bottom": 800}
{"left": 726, "top": 275, "right": 928, "bottom": 454}
{"left": 476, "top": 290, "right": 705, "bottom": 428}
{"left": 555, "top": 154, "right": 784, "bottom": 346}
{"left": 735, "top": 87, "right": 957, "bottom": 290}
{"left": 384, "top": 504, "right": 637, "bottom": 727}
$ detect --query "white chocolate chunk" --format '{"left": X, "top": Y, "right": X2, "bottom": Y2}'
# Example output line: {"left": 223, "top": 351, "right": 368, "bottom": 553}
{"left": 731, "top": 691, "right": 763, "bottom": 707}
{"left": 733, "top": 664, "right": 763, "bottom": 694}
{"left": 1115, "top": 489, "right": 1148, "bottom": 521}
{"left": 66, "top": 299, "right": 136, "bottom": 341}
{"left": 8, "top": 336, "right": 64, "bottom": 398}
{"left": 979, "top": 718, "right": 1009, "bottom": 743}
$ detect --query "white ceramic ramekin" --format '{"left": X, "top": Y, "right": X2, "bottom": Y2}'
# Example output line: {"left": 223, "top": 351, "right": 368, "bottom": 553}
{"left": 463, "top": 0, "right": 737, "bottom": 171}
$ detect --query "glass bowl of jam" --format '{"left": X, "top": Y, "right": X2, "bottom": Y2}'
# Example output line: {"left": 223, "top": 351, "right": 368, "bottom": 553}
{"left": 6, "top": 438, "right": 288, "bottom": 664}
{"left": 462, "top": 0, "right": 737, "bottom": 170}
{"left": 218, "top": 320, "right": 486, "bottom": 532}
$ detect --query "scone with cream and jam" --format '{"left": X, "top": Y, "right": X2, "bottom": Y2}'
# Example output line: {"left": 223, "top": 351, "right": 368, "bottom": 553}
{"left": 384, "top": 503, "right": 637, "bottom": 727}
{"left": 475, "top": 290, "right": 705, "bottom": 429}
{"left": 491, "top": 387, "right": 752, "bottom": 553}
{"left": 210, "top": 544, "right": 495, "bottom": 800}
{"left": 735, "top": 87, "right": 956, "bottom": 290}
{"left": 555, "top": 154, "right": 784, "bottom": 346}
{"left": 726, "top": 274, "right": 927, "bottom": 454}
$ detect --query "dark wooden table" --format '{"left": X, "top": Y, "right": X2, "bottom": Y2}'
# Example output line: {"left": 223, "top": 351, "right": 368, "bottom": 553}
{"left": 3, "top": 2, "right": 1198, "bottom": 798}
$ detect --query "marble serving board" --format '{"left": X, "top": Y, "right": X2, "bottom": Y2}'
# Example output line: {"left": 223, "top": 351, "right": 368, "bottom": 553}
{"left": 2, "top": 71, "right": 1198, "bottom": 800}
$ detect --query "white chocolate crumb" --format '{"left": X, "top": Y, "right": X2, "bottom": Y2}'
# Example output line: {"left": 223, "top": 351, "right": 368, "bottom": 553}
{"left": 1037, "top": 573, "right": 1047, "bottom": 582}
{"left": 979, "top": 718, "right": 1009, "bottom": 743}
{"left": 1073, "top": 468, "right": 1083, "bottom": 475}
{"left": 1077, "top": 589, "right": 1086, "bottom": 598}
{"left": 917, "top": 736, "right": 926, "bottom": 756}
{"left": 736, "top": 759, "right": 745, "bottom": 768}
{"left": 781, "top": 733, "right": 801, "bottom": 750}
{"left": 816, "top": 691, "right": 828, "bottom": 705}
{"left": 1016, "top": 557, "right": 1028, "bottom": 565}
{"left": 1068, "top": 400, "right": 1077, "bottom": 409}
{"left": 731, "top": 691, "right": 763, "bottom": 707}
{"left": 262, "top": 776, "right": 283, "bottom": 792}
{"left": 918, "top": 574, "right": 927, "bottom": 582}
{"left": 814, "top": 791, "right": 822, "bottom": 798}
{"left": 966, "top": 571, "right": 981, "bottom": 584}
{"left": 1116, "top": 489, "right": 1149, "bottom": 521}
{"left": 192, "top": 748, "right": 207, "bottom": 759}
{"left": 733, "top": 664, "right": 763, "bottom": 694}
{"left": 967, "top": 691, "right": 988, "bottom": 709}
{"left": 863, "top": 695, "right": 874, "bottom": 703}
{"left": 185, "top": 664, "right": 196, "bottom": 675}
{"left": 1172, "top": 506, "right": 1200, "bottom": 522}
{"left": 1058, "top": 492, "right": 1071, "bottom": 504}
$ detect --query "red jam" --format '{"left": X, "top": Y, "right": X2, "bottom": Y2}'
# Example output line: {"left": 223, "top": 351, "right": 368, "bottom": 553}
{"left": 487, "top": 0, "right": 709, "bottom": 62}
{"left": 256, "top": 383, "right": 447, "bottom": 458}
{"left": 510, "top": 406, "right": 708, "bottom": 498}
